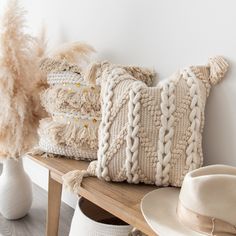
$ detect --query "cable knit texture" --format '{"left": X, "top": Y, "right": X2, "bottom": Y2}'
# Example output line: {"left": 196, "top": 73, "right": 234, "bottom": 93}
{"left": 84, "top": 56, "right": 229, "bottom": 187}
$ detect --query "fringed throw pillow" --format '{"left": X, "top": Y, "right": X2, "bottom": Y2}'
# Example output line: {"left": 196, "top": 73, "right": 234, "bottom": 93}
{"left": 63, "top": 56, "right": 228, "bottom": 191}
{"left": 35, "top": 59, "right": 155, "bottom": 161}
{"left": 37, "top": 58, "right": 100, "bottom": 160}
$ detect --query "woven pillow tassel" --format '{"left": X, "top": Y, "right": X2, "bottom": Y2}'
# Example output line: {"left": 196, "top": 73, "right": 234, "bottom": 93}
{"left": 208, "top": 56, "right": 229, "bottom": 85}
{"left": 84, "top": 62, "right": 100, "bottom": 84}
{"left": 63, "top": 170, "right": 90, "bottom": 194}
{"left": 62, "top": 161, "right": 97, "bottom": 194}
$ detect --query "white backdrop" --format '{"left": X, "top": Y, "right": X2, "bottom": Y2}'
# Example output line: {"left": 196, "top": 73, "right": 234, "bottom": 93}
{"left": 1, "top": 0, "right": 235, "bottom": 207}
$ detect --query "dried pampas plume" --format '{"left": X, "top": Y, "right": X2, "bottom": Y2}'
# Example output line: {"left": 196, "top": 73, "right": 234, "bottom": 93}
{"left": 0, "top": 0, "right": 47, "bottom": 159}
{"left": 29, "top": 26, "right": 48, "bottom": 119}
{"left": 51, "top": 41, "right": 95, "bottom": 70}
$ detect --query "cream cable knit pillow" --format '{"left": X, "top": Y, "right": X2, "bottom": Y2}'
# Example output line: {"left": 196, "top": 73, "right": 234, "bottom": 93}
{"left": 35, "top": 58, "right": 155, "bottom": 161}
{"left": 63, "top": 56, "right": 229, "bottom": 192}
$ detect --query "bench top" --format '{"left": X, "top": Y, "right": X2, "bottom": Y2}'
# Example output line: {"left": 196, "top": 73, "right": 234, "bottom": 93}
{"left": 29, "top": 155, "right": 157, "bottom": 236}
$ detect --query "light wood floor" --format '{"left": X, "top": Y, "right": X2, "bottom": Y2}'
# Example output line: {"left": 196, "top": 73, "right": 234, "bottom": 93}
{"left": 0, "top": 165, "right": 74, "bottom": 236}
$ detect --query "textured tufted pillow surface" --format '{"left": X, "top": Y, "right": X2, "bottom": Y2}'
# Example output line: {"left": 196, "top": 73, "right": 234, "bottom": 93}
{"left": 36, "top": 59, "right": 155, "bottom": 161}
{"left": 88, "top": 56, "right": 229, "bottom": 187}
{"left": 38, "top": 59, "right": 100, "bottom": 160}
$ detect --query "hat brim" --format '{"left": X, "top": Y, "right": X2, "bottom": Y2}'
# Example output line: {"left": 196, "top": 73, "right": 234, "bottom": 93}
{"left": 141, "top": 188, "right": 205, "bottom": 236}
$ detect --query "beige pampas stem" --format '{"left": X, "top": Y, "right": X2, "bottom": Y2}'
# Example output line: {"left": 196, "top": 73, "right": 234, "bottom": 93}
{"left": 0, "top": 0, "right": 47, "bottom": 159}
{"left": 51, "top": 42, "right": 96, "bottom": 65}
{"left": 40, "top": 42, "right": 95, "bottom": 74}
{"left": 29, "top": 26, "right": 48, "bottom": 120}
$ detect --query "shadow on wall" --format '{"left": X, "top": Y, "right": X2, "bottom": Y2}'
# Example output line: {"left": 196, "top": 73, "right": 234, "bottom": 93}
{"left": 203, "top": 69, "right": 236, "bottom": 166}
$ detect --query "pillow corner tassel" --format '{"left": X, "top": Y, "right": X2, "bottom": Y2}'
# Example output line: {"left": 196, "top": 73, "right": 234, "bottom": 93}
{"left": 62, "top": 161, "right": 97, "bottom": 194}
{"left": 62, "top": 170, "right": 90, "bottom": 194}
{"left": 208, "top": 56, "right": 229, "bottom": 85}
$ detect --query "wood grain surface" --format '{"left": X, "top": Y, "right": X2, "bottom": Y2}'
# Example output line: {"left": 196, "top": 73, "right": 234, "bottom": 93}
{"left": 29, "top": 155, "right": 157, "bottom": 236}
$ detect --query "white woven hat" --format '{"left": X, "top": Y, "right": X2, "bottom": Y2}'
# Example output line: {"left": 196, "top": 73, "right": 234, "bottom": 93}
{"left": 141, "top": 165, "right": 236, "bottom": 236}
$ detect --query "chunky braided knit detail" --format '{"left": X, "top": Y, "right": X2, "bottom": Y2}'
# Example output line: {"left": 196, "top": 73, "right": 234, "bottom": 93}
{"left": 156, "top": 81, "right": 175, "bottom": 186}
{"left": 73, "top": 56, "right": 229, "bottom": 191}
{"left": 96, "top": 73, "right": 113, "bottom": 180}
{"left": 183, "top": 68, "right": 202, "bottom": 172}
{"left": 126, "top": 82, "right": 143, "bottom": 183}
{"left": 97, "top": 67, "right": 132, "bottom": 180}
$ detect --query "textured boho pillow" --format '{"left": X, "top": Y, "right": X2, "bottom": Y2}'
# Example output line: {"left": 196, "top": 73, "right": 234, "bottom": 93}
{"left": 36, "top": 59, "right": 155, "bottom": 161}
{"left": 63, "top": 56, "right": 229, "bottom": 190}
{"left": 95, "top": 56, "right": 229, "bottom": 187}
{"left": 37, "top": 59, "right": 100, "bottom": 160}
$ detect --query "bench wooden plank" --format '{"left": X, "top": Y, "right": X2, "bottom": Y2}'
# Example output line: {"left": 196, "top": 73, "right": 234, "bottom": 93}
{"left": 28, "top": 155, "right": 157, "bottom": 236}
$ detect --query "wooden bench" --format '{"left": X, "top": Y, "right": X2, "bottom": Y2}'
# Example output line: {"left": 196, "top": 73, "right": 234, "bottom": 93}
{"left": 28, "top": 155, "right": 157, "bottom": 236}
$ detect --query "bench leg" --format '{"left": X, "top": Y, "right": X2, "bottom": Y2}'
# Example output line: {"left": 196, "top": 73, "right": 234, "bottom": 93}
{"left": 46, "top": 171, "right": 62, "bottom": 236}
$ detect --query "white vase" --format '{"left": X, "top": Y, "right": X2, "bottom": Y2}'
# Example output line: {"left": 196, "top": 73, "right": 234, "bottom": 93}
{"left": 0, "top": 158, "right": 33, "bottom": 220}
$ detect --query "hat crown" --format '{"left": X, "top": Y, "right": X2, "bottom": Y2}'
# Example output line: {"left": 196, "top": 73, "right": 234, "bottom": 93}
{"left": 179, "top": 165, "right": 236, "bottom": 226}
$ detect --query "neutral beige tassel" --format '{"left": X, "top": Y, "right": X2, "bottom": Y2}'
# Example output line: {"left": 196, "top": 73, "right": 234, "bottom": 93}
{"left": 208, "top": 56, "right": 229, "bottom": 85}
{"left": 62, "top": 170, "right": 90, "bottom": 194}
{"left": 27, "top": 147, "right": 45, "bottom": 156}
{"left": 125, "top": 66, "right": 156, "bottom": 87}
{"left": 84, "top": 62, "right": 101, "bottom": 84}
{"left": 26, "top": 147, "right": 62, "bottom": 159}
{"left": 63, "top": 122, "right": 78, "bottom": 145}
{"left": 129, "top": 228, "right": 147, "bottom": 236}
{"left": 62, "top": 161, "right": 97, "bottom": 194}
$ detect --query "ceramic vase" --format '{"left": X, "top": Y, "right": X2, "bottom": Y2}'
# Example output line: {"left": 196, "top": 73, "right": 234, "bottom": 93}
{"left": 0, "top": 158, "right": 32, "bottom": 220}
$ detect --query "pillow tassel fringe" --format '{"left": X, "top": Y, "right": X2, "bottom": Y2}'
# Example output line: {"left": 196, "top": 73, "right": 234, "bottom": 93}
{"left": 26, "top": 147, "right": 62, "bottom": 159}
{"left": 208, "top": 56, "right": 229, "bottom": 85}
{"left": 62, "top": 170, "right": 90, "bottom": 194}
{"left": 84, "top": 62, "right": 100, "bottom": 84}
{"left": 63, "top": 161, "right": 97, "bottom": 194}
{"left": 39, "top": 119, "right": 98, "bottom": 149}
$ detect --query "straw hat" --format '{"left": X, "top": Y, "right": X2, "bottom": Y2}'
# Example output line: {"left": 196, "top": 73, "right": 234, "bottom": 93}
{"left": 141, "top": 165, "right": 236, "bottom": 236}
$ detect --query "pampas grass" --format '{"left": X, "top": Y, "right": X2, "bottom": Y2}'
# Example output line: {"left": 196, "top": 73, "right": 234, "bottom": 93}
{"left": 51, "top": 41, "right": 95, "bottom": 72}
{"left": 52, "top": 41, "right": 95, "bottom": 64}
{"left": 0, "top": 0, "right": 47, "bottom": 159}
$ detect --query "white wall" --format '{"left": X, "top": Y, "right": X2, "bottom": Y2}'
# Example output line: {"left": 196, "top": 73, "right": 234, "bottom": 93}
{"left": 2, "top": 0, "right": 236, "bottom": 206}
